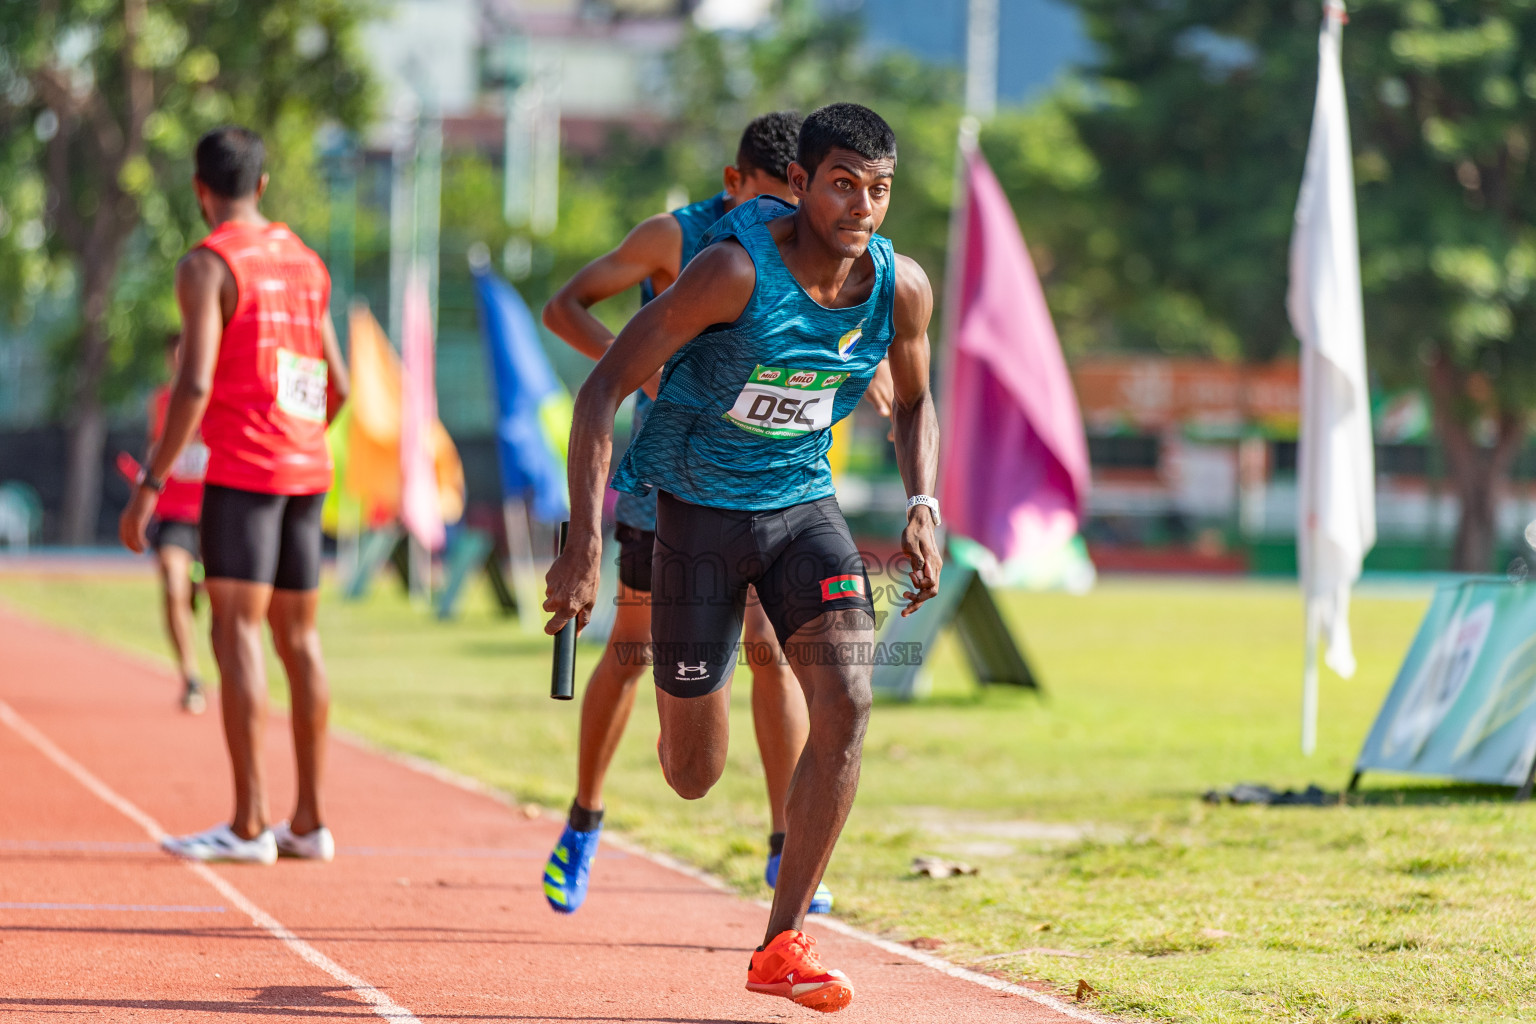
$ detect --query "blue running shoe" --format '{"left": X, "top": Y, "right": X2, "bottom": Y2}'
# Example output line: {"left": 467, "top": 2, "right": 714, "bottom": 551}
{"left": 765, "top": 851, "right": 834, "bottom": 914}
{"left": 544, "top": 823, "right": 602, "bottom": 914}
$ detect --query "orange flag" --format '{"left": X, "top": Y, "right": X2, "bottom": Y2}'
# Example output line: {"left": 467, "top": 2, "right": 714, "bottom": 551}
{"left": 345, "top": 303, "right": 465, "bottom": 529}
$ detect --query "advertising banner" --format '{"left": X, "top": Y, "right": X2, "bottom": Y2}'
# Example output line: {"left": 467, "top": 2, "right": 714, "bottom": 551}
{"left": 1356, "top": 580, "right": 1536, "bottom": 788}
{"left": 1071, "top": 358, "right": 1300, "bottom": 439}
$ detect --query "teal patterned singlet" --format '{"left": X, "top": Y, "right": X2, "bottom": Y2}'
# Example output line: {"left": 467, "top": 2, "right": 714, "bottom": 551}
{"left": 612, "top": 195, "right": 896, "bottom": 511}
{"left": 614, "top": 192, "right": 729, "bottom": 531}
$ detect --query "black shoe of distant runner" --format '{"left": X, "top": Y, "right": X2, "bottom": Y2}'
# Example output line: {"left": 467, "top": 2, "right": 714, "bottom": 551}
{"left": 181, "top": 678, "right": 206, "bottom": 715}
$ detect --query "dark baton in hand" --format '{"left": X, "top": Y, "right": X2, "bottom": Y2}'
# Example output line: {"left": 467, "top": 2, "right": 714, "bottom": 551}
{"left": 551, "top": 521, "right": 577, "bottom": 701}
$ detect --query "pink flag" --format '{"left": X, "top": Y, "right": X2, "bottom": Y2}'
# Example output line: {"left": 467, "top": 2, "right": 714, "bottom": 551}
{"left": 938, "top": 144, "right": 1090, "bottom": 563}
{"left": 400, "top": 264, "right": 445, "bottom": 551}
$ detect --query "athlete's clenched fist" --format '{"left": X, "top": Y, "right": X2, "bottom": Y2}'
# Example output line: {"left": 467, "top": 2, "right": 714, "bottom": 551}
{"left": 899, "top": 504, "right": 942, "bottom": 616}
{"left": 544, "top": 537, "right": 602, "bottom": 635}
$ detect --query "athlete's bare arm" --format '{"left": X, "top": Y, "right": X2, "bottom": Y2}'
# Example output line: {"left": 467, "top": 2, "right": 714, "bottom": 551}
{"left": 543, "top": 242, "right": 757, "bottom": 634}
{"left": 542, "top": 213, "right": 684, "bottom": 363}
{"left": 864, "top": 357, "right": 894, "bottom": 417}
{"left": 888, "top": 253, "right": 942, "bottom": 615}
{"left": 143, "top": 393, "right": 158, "bottom": 459}
{"left": 320, "top": 306, "right": 349, "bottom": 421}
{"left": 119, "top": 249, "right": 228, "bottom": 553}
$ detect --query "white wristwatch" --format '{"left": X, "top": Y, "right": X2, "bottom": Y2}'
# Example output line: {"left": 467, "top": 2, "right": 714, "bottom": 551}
{"left": 906, "top": 494, "right": 941, "bottom": 527}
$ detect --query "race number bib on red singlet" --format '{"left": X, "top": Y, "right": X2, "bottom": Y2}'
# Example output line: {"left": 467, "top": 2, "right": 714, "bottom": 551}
{"left": 276, "top": 349, "right": 328, "bottom": 423}
{"left": 171, "top": 439, "right": 209, "bottom": 481}
{"left": 723, "top": 365, "right": 846, "bottom": 439}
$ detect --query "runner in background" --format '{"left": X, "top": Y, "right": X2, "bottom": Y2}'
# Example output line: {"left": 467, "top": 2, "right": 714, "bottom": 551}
{"left": 145, "top": 331, "right": 209, "bottom": 714}
{"left": 119, "top": 125, "right": 348, "bottom": 866}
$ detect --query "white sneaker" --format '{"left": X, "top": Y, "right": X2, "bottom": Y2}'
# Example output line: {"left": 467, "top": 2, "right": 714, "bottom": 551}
{"left": 272, "top": 821, "right": 335, "bottom": 862}
{"left": 161, "top": 823, "right": 277, "bottom": 865}
{"left": 180, "top": 679, "right": 207, "bottom": 715}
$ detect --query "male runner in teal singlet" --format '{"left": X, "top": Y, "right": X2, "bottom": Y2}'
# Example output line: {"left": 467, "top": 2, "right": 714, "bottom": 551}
{"left": 539, "top": 113, "right": 832, "bottom": 916}
{"left": 541, "top": 112, "right": 891, "bottom": 917}
{"left": 545, "top": 103, "right": 940, "bottom": 1013}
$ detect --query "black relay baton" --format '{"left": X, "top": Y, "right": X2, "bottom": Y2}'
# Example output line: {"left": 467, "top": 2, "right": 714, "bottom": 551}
{"left": 550, "top": 521, "right": 577, "bottom": 701}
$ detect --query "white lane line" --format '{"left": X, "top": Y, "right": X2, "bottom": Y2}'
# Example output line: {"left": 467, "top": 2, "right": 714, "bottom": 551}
{"left": 593, "top": 834, "right": 1113, "bottom": 1022}
{"left": 0, "top": 699, "right": 422, "bottom": 1024}
{"left": 811, "top": 916, "right": 1115, "bottom": 1024}
{"left": 354, "top": 732, "right": 1115, "bottom": 1023}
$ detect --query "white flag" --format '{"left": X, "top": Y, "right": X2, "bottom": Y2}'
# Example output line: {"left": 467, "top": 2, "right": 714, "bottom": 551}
{"left": 1287, "top": 1, "right": 1376, "bottom": 753}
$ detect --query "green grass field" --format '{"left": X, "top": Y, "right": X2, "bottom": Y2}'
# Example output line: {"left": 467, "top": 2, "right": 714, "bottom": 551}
{"left": 3, "top": 568, "right": 1532, "bottom": 1024}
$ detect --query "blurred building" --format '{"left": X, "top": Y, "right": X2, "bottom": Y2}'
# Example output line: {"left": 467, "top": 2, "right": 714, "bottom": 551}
{"left": 362, "top": 0, "right": 686, "bottom": 132}
{"left": 1073, "top": 356, "right": 1527, "bottom": 574}
{"left": 345, "top": 0, "right": 693, "bottom": 518}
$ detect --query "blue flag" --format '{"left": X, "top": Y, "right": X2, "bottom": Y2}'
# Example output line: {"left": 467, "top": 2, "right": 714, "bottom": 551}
{"left": 472, "top": 266, "right": 571, "bottom": 522}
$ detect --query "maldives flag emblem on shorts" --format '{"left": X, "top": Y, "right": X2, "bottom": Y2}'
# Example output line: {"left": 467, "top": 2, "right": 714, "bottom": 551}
{"left": 820, "top": 574, "right": 865, "bottom": 601}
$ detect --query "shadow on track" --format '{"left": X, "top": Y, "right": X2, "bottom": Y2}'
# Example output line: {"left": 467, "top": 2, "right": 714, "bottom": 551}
{"left": 0, "top": 991, "right": 430, "bottom": 1019}
{"left": 0, "top": 998, "right": 770, "bottom": 1023}
{"left": 0, "top": 922, "right": 753, "bottom": 954}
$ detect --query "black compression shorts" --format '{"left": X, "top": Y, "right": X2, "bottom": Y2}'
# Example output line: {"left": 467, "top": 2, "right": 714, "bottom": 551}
{"left": 614, "top": 522, "right": 654, "bottom": 593}
{"left": 650, "top": 490, "right": 873, "bottom": 698}
{"left": 201, "top": 484, "right": 325, "bottom": 591}
{"left": 148, "top": 518, "right": 199, "bottom": 557}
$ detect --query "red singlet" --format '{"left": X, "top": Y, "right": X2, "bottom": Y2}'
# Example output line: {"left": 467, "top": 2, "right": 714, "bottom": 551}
{"left": 150, "top": 386, "right": 207, "bottom": 523}
{"left": 197, "top": 221, "right": 333, "bottom": 495}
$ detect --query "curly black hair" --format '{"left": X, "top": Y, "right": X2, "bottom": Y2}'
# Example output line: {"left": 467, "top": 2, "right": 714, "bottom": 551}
{"left": 797, "top": 103, "right": 897, "bottom": 180}
{"left": 736, "top": 110, "right": 804, "bottom": 182}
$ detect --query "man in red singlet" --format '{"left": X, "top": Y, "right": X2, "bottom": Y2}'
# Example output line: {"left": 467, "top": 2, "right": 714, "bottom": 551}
{"left": 144, "top": 331, "right": 210, "bottom": 714}
{"left": 120, "top": 125, "right": 349, "bottom": 866}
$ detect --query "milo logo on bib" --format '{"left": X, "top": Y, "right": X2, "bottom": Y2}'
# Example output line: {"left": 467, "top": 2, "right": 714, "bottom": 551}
{"left": 724, "top": 364, "right": 846, "bottom": 439}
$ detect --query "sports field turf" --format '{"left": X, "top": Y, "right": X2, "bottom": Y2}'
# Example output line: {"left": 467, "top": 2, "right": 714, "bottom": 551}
{"left": 3, "top": 569, "right": 1530, "bottom": 1024}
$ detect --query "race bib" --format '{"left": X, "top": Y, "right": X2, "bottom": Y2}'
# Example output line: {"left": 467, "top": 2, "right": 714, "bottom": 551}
{"left": 276, "top": 349, "right": 328, "bottom": 423}
{"left": 171, "top": 439, "right": 209, "bottom": 481}
{"left": 723, "top": 365, "right": 847, "bottom": 439}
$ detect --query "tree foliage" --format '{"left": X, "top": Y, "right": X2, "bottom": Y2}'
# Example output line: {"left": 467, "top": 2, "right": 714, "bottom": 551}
{"left": 667, "top": 2, "right": 963, "bottom": 287}
{"left": 1057, "top": 0, "right": 1536, "bottom": 568}
{"left": 486, "top": 1, "right": 965, "bottom": 347}
{"left": 0, "top": 0, "right": 374, "bottom": 540}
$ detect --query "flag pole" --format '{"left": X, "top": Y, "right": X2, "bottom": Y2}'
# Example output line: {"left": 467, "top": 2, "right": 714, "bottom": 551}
{"left": 937, "top": 118, "right": 978, "bottom": 470}
{"left": 942, "top": 0, "right": 990, "bottom": 484}
{"left": 1302, "top": 597, "right": 1321, "bottom": 755}
{"left": 964, "top": 0, "right": 999, "bottom": 120}
{"left": 339, "top": 493, "right": 361, "bottom": 594}
{"left": 408, "top": 536, "right": 431, "bottom": 607}
{"left": 339, "top": 299, "right": 366, "bottom": 596}
{"left": 929, "top": 117, "right": 977, "bottom": 579}
{"left": 503, "top": 496, "right": 541, "bottom": 634}
{"left": 944, "top": 0, "right": 990, "bottom": 418}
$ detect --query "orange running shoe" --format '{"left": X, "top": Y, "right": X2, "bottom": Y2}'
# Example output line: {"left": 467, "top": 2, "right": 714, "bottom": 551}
{"left": 746, "top": 929, "right": 854, "bottom": 1013}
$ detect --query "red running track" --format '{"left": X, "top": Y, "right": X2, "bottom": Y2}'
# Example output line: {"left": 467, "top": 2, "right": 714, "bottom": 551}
{"left": 0, "top": 604, "right": 1106, "bottom": 1023}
